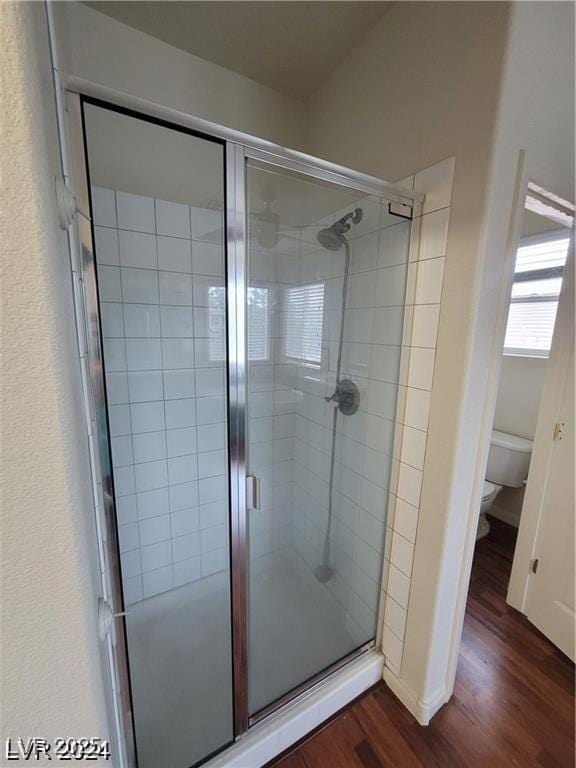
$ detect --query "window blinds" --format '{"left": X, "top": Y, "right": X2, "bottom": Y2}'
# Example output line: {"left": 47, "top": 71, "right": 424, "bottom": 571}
{"left": 504, "top": 232, "right": 570, "bottom": 356}
{"left": 283, "top": 283, "right": 325, "bottom": 365}
{"left": 208, "top": 285, "right": 270, "bottom": 362}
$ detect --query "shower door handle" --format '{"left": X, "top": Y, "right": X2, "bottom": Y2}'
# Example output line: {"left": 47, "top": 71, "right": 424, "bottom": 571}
{"left": 246, "top": 475, "right": 261, "bottom": 511}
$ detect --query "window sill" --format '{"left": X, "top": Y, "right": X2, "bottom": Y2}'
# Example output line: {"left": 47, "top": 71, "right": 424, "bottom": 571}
{"left": 503, "top": 351, "right": 549, "bottom": 360}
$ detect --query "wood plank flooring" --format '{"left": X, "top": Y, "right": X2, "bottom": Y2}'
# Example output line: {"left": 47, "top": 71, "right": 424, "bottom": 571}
{"left": 270, "top": 517, "right": 575, "bottom": 768}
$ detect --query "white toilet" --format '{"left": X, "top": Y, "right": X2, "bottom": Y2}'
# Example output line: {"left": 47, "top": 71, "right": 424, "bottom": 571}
{"left": 477, "top": 429, "right": 533, "bottom": 540}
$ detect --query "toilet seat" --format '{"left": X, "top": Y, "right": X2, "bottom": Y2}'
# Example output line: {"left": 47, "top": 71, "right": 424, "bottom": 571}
{"left": 478, "top": 481, "right": 503, "bottom": 541}
{"left": 482, "top": 479, "right": 502, "bottom": 503}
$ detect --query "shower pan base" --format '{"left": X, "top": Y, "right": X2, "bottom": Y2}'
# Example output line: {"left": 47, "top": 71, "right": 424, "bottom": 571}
{"left": 127, "top": 549, "right": 373, "bottom": 768}
{"left": 204, "top": 651, "right": 383, "bottom": 768}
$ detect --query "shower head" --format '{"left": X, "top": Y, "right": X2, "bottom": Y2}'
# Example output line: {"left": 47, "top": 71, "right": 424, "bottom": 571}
{"left": 317, "top": 227, "right": 345, "bottom": 252}
{"left": 317, "top": 208, "right": 363, "bottom": 251}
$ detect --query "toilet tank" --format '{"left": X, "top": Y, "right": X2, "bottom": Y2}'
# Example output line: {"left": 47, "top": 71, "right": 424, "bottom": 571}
{"left": 486, "top": 429, "right": 533, "bottom": 488}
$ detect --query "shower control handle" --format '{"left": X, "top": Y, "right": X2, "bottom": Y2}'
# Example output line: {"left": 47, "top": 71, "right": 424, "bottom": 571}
{"left": 246, "top": 475, "right": 261, "bottom": 511}
{"left": 324, "top": 379, "right": 361, "bottom": 416}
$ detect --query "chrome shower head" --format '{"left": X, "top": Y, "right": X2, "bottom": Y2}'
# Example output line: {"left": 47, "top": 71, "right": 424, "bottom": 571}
{"left": 316, "top": 208, "right": 363, "bottom": 251}
{"left": 317, "top": 226, "right": 345, "bottom": 251}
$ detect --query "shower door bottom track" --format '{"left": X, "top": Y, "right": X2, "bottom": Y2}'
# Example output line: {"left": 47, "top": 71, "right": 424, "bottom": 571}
{"left": 247, "top": 640, "right": 376, "bottom": 729}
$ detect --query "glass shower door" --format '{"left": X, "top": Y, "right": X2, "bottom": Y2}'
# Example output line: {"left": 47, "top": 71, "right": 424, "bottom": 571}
{"left": 244, "top": 158, "right": 412, "bottom": 716}
{"left": 82, "top": 102, "right": 233, "bottom": 768}
{"left": 79, "top": 97, "right": 415, "bottom": 757}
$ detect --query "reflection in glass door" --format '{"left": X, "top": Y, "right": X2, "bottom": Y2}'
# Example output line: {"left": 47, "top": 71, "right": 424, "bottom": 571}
{"left": 245, "top": 159, "right": 411, "bottom": 716}
{"left": 83, "top": 102, "right": 233, "bottom": 768}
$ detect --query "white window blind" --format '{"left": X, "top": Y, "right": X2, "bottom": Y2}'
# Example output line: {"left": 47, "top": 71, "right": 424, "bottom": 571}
{"left": 207, "top": 285, "right": 270, "bottom": 362}
{"left": 283, "top": 283, "right": 325, "bottom": 365}
{"left": 247, "top": 287, "right": 270, "bottom": 362}
{"left": 504, "top": 232, "right": 570, "bottom": 357}
{"left": 208, "top": 285, "right": 226, "bottom": 362}
{"left": 514, "top": 237, "right": 569, "bottom": 273}
{"left": 505, "top": 301, "right": 559, "bottom": 355}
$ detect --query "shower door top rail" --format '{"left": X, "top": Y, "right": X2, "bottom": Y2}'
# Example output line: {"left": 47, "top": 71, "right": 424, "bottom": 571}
{"left": 64, "top": 75, "right": 423, "bottom": 208}
{"left": 244, "top": 146, "right": 415, "bottom": 206}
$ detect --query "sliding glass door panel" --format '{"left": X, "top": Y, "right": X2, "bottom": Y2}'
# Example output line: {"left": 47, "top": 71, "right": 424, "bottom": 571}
{"left": 80, "top": 100, "right": 414, "bottom": 757}
{"left": 83, "top": 102, "right": 233, "bottom": 768}
{"left": 245, "top": 159, "right": 411, "bottom": 716}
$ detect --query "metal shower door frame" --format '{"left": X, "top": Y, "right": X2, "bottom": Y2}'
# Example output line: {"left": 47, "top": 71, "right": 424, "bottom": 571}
{"left": 227, "top": 145, "right": 420, "bottom": 732}
{"left": 226, "top": 143, "right": 249, "bottom": 735}
{"left": 66, "top": 83, "right": 421, "bottom": 764}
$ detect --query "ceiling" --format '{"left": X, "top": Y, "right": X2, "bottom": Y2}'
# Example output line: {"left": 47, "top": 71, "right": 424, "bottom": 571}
{"left": 84, "top": 1, "right": 393, "bottom": 100}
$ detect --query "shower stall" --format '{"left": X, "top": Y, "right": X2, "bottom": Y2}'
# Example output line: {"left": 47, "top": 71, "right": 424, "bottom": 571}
{"left": 73, "top": 94, "right": 417, "bottom": 768}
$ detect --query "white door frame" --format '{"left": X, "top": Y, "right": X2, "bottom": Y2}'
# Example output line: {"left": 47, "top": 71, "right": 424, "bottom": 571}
{"left": 444, "top": 149, "right": 575, "bottom": 695}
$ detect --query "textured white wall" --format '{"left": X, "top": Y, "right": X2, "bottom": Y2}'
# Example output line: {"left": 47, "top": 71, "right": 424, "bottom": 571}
{"left": 494, "top": 355, "right": 547, "bottom": 440}
{"left": 404, "top": 0, "right": 574, "bottom": 717}
{"left": 0, "top": 1, "right": 110, "bottom": 752}
{"left": 306, "top": 0, "right": 511, "bottom": 718}
{"left": 54, "top": 2, "right": 307, "bottom": 150}
{"left": 305, "top": 0, "right": 573, "bottom": 721}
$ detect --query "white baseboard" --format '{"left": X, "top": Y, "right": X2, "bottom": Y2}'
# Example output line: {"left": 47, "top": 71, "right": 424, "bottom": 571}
{"left": 488, "top": 505, "right": 520, "bottom": 528}
{"left": 205, "top": 651, "right": 384, "bottom": 768}
{"left": 382, "top": 667, "right": 449, "bottom": 726}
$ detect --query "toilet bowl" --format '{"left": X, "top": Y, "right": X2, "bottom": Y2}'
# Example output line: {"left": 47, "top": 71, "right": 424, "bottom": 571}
{"left": 477, "top": 480, "right": 503, "bottom": 540}
{"left": 477, "top": 430, "right": 533, "bottom": 541}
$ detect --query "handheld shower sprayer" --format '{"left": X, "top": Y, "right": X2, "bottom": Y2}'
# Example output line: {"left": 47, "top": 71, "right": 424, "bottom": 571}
{"left": 313, "top": 207, "right": 363, "bottom": 583}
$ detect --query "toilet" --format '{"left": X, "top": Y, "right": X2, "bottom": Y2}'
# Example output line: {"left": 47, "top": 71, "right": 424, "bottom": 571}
{"left": 477, "top": 429, "right": 533, "bottom": 540}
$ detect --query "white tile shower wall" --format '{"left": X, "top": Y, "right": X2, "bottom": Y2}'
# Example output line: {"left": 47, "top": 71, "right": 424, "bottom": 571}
{"left": 247, "top": 228, "right": 301, "bottom": 568}
{"left": 379, "top": 157, "right": 455, "bottom": 676}
{"left": 290, "top": 196, "right": 413, "bottom": 645}
{"left": 93, "top": 187, "right": 229, "bottom": 604}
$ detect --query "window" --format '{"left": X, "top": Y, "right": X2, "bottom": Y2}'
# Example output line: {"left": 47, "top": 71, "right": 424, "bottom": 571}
{"left": 208, "top": 285, "right": 226, "bottom": 362}
{"left": 504, "top": 231, "right": 571, "bottom": 357}
{"left": 247, "top": 287, "right": 270, "bottom": 362}
{"left": 283, "top": 283, "right": 325, "bottom": 365}
{"left": 207, "top": 285, "right": 270, "bottom": 362}
{"left": 283, "top": 282, "right": 325, "bottom": 365}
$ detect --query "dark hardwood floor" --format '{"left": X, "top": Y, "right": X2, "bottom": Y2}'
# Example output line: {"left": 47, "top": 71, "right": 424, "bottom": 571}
{"left": 271, "top": 516, "right": 575, "bottom": 768}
